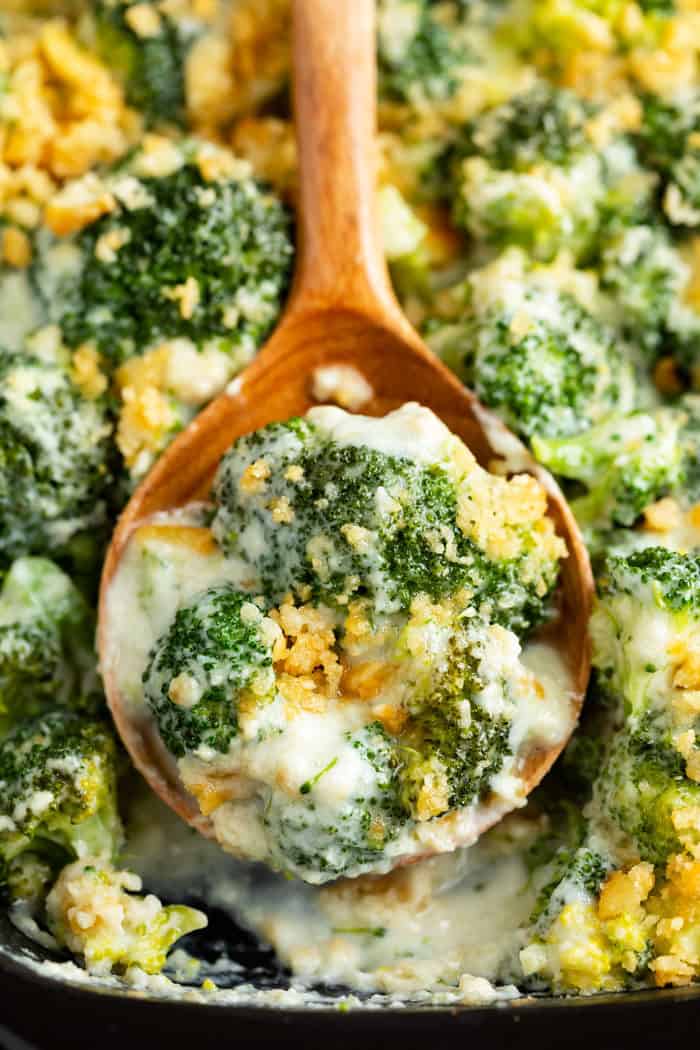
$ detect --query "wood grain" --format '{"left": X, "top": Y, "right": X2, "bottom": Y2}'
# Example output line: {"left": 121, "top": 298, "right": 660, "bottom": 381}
{"left": 99, "top": 0, "right": 594, "bottom": 858}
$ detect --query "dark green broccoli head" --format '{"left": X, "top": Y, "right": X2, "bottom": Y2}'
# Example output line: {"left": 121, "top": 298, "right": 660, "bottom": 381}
{"left": 263, "top": 721, "right": 410, "bottom": 881}
{"left": 454, "top": 84, "right": 594, "bottom": 172}
{"left": 532, "top": 409, "right": 685, "bottom": 536}
{"left": 50, "top": 143, "right": 293, "bottom": 367}
{"left": 598, "top": 225, "right": 688, "bottom": 360}
{"left": 638, "top": 94, "right": 700, "bottom": 225}
{"left": 530, "top": 843, "right": 611, "bottom": 930}
{"left": 600, "top": 546, "right": 700, "bottom": 612}
{"left": 0, "top": 712, "right": 122, "bottom": 901}
{"left": 212, "top": 413, "right": 561, "bottom": 634}
{"left": 597, "top": 719, "right": 700, "bottom": 866}
{"left": 377, "top": 0, "right": 468, "bottom": 104}
{"left": 449, "top": 85, "right": 610, "bottom": 260}
{"left": 143, "top": 584, "right": 274, "bottom": 758}
{"left": 87, "top": 0, "right": 202, "bottom": 125}
{"left": 0, "top": 557, "right": 102, "bottom": 732}
{"left": 0, "top": 624, "right": 63, "bottom": 728}
{"left": 397, "top": 622, "right": 512, "bottom": 813}
{"left": 591, "top": 547, "right": 700, "bottom": 721}
{"left": 0, "top": 350, "right": 114, "bottom": 562}
{"left": 401, "top": 696, "right": 511, "bottom": 813}
{"left": 430, "top": 286, "right": 635, "bottom": 441}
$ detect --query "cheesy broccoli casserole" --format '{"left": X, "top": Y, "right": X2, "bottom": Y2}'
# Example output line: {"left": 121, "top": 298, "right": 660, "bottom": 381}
{"left": 7, "top": 0, "right": 700, "bottom": 1006}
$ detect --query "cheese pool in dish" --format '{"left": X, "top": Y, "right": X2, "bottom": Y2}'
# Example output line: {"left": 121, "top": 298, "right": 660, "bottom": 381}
{"left": 105, "top": 403, "right": 573, "bottom": 884}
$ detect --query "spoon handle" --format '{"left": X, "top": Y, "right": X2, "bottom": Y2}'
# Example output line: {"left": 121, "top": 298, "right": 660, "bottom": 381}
{"left": 290, "top": 0, "right": 397, "bottom": 318}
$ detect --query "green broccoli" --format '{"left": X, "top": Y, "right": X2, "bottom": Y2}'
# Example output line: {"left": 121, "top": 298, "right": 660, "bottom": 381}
{"left": 450, "top": 85, "right": 607, "bottom": 260}
{"left": 377, "top": 0, "right": 469, "bottom": 105}
{"left": 0, "top": 348, "right": 114, "bottom": 562}
{"left": 530, "top": 843, "right": 611, "bottom": 930}
{"left": 596, "top": 720, "right": 700, "bottom": 866}
{"left": 401, "top": 692, "right": 511, "bottom": 814}
{"left": 636, "top": 92, "right": 700, "bottom": 226}
{"left": 598, "top": 224, "right": 689, "bottom": 360}
{"left": 429, "top": 284, "right": 636, "bottom": 440}
{"left": 142, "top": 584, "right": 275, "bottom": 758}
{"left": 532, "top": 408, "right": 685, "bottom": 537}
{"left": 84, "top": 0, "right": 204, "bottom": 126}
{"left": 398, "top": 618, "right": 514, "bottom": 813}
{"left": 212, "top": 407, "right": 563, "bottom": 634}
{"left": 0, "top": 557, "right": 102, "bottom": 732}
{"left": 592, "top": 546, "right": 700, "bottom": 709}
{"left": 45, "top": 141, "right": 294, "bottom": 368}
{"left": 46, "top": 858, "right": 206, "bottom": 976}
{"left": 263, "top": 722, "right": 410, "bottom": 882}
{"left": 0, "top": 711, "right": 122, "bottom": 903}
{"left": 589, "top": 548, "right": 700, "bottom": 863}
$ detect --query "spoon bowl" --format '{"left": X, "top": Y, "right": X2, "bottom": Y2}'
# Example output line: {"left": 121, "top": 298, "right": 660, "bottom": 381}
{"left": 99, "top": 0, "right": 594, "bottom": 862}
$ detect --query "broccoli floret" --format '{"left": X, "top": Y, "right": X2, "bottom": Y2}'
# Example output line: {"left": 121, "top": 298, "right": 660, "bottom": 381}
{"left": 85, "top": 0, "right": 203, "bottom": 126}
{"left": 590, "top": 549, "right": 700, "bottom": 863}
{"left": 46, "top": 141, "right": 293, "bottom": 368}
{"left": 143, "top": 584, "right": 274, "bottom": 758}
{"left": 637, "top": 94, "right": 700, "bottom": 226}
{"left": 401, "top": 685, "right": 511, "bottom": 813}
{"left": 377, "top": 0, "right": 469, "bottom": 104}
{"left": 212, "top": 405, "right": 564, "bottom": 634}
{"left": 0, "top": 557, "right": 102, "bottom": 732}
{"left": 530, "top": 843, "right": 611, "bottom": 930}
{"left": 0, "top": 712, "right": 122, "bottom": 902}
{"left": 0, "top": 349, "right": 114, "bottom": 562}
{"left": 532, "top": 409, "right": 685, "bottom": 536}
{"left": 263, "top": 722, "right": 410, "bottom": 882}
{"left": 430, "top": 284, "right": 636, "bottom": 440}
{"left": 596, "top": 721, "right": 700, "bottom": 866}
{"left": 598, "top": 225, "right": 689, "bottom": 360}
{"left": 592, "top": 547, "right": 700, "bottom": 714}
{"left": 46, "top": 858, "right": 206, "bottom": 976}
{"left": 598, "top": 546, "right": 700, "bottom": 614}
{"left": 450, "top": 85, "right": 609, "bottom": 260}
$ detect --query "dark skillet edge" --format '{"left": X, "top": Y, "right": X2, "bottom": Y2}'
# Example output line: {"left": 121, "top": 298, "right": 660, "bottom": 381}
{"left": 2, "top": 939, "right": 700, "bottom": 1050}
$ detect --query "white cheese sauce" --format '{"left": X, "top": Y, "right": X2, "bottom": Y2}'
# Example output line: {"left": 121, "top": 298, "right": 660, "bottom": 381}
{"left": 121, "top": 783, "right": 534, "bottom": 999}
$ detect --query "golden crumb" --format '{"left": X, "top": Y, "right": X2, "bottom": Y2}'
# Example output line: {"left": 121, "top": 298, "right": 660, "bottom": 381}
{"left": 340, "top": 523, "right": 373, "bottom": 555}
{"left": 270, "top": 599, "right": 342, "bottom": 701}
{"left": 163, "top": 276, "right": 201, "bottom": 320}
{"left": 342, "top": 660, "right": 394, "bottom": 702}
{"left": 94, "top": 226, "right": 131, "bottom": 264}
{"left": 44, "top": 173, "right": 116, "bottom": 236}
{"left": 125, "top": 3, "right": 162, "bottom": 38}
{"left": 133, "top": 523, "right": 217, "bottom": 557}
{"left": 116, "top": 385, "right": 176, "bottom": 471}
{"left": 240, "top": 459, "right": 271, "bottom": 495}
{"left": 598, "top": 864, "right": 654, "bottom": 921}
{"left": 1, "top": 225, "right": 31, "bottom": 267}
{"left": 643, "top": 498, "right": 682, "bottom": 534}
{"left": 269, "top": 495, "right": 295, "bottom": 524}
{"left": 70, "top": 345, "right": 108, "bottom": 400}
{"left": 196, "top": 145, "right": 250, "bottom": 183}
{"left": 284, "top": 464, "right": 304, "bottom": 484}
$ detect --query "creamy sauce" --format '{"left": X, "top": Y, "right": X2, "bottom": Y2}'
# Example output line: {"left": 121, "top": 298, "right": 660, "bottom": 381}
{"left": 119, "top": 784, "right": 533, "bottom": 999}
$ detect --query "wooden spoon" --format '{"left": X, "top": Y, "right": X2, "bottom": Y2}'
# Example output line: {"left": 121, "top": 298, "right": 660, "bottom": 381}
{"left": 99, "top": 0, "right": 593, "bottom": 855}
